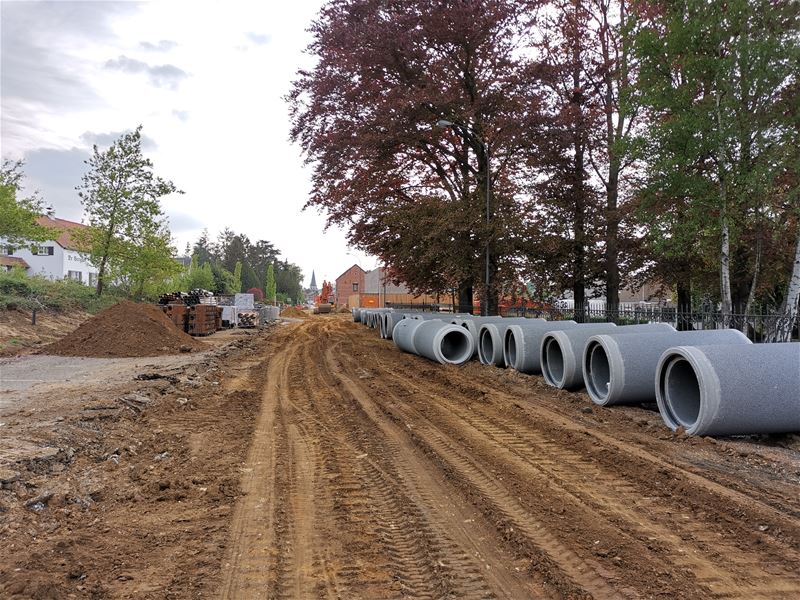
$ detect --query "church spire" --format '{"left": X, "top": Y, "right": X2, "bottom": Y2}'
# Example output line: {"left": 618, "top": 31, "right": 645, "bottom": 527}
{"left": 309, "top": 270, "right": 318, "bottom": 291}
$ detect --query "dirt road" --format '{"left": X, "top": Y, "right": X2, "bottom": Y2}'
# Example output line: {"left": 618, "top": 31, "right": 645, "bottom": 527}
{"left": 219, "top": 316, "right": 800, "bottom": 600}
{"left": 2, "top": 315, "right": 798, "bottom": 599}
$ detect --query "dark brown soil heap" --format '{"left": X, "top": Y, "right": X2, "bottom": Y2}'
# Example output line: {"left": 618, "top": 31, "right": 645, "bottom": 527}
{"left": 280, "top": 306, "right": 309, "bottom": 318}
{"left": 44, "top": 301, "right": 206, "bottom": 358}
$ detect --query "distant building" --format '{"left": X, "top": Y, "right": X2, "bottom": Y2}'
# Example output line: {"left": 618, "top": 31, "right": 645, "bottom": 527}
{"left": 0, "top": 216, "right": 98, "bottom": 285}
{"left": 305, "top": 269, "right": 320, "bottom": 304}
{"left": 334, "top": 264, "right": 366, "bottom": 307}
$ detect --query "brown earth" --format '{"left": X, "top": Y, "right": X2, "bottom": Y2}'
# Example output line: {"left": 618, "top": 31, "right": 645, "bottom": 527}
{"left": 0, "top": 309, "right": 90, "bottom": 357}
{"left": 280, "top": 306, "right": 309, "bottom": 318}
{"left": 44, "top": 301, "right": 206, "bottom": 358}
{"left": 2, "top": 315, "right": 799, "bottom": 599}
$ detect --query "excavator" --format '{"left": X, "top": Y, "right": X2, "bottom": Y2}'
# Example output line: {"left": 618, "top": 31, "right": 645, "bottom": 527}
{"left": 314, "top": 280, "right": 334, "bottom": 314}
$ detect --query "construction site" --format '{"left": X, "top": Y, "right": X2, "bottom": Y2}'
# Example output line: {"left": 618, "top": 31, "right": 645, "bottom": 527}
{"left": 0, "top": 304, "right": 798, "bottom": 600}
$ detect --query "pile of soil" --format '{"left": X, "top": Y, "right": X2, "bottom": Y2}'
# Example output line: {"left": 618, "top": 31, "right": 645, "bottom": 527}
{"left": 281, "top": 306, "right": 309, "bottom": 318}
{"left": 44, "top": 301, "right": 206, "bottom": 358}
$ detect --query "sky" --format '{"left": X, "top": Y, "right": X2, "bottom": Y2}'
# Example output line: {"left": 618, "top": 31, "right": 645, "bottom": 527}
{"left": 0, "top": 0, "right": 378, "bottom": 287}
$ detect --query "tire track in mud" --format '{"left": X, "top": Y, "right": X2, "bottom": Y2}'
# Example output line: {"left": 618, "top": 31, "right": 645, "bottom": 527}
{"left": 335, "top": 318, "right": 800, "bottom": 600}
{"left": 219, "top": 317, "right": 800, "bottom": 600}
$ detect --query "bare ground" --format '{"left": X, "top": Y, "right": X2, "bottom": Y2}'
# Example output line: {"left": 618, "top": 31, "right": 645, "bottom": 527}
{"left": 1, "top": 315, "right": 799, "bottom": 599}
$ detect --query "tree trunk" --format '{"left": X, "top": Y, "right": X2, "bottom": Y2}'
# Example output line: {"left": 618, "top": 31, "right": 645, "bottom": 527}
{"left": 457, "top": 280, "right": 473, "bottom": 315}
{"left": 570, "top": 3, "right": 587, "bottom": 324}
{"left": 676, "top": 274, "right": 693, "bottom": 331}
{"left": 605, "top": 167, "right": 620, "bottom": 322}
{"left": 715, "top": 91, "right": 733, "bottom": 320}
{"left": 778, "top": 228, "right": 800, "bottom": 342}
{"left": 742, "top": 234, "right": 762, "bottom": 317}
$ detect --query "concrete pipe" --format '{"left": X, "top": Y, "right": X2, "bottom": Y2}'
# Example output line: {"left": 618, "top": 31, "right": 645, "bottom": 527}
{"left": 381, "top": 312, "right": 406, "bottom": 340}
{"left": 478, "top": 318, "right": 545, "bottom": 366}
{"left": 352, "top": 308, "right": 361, "bottom": 323}
{"left": 392, "top": 318, "right": 425, "bottom": 354}
{"left": 452, "top": 316, "right": 505, "bottom": 357}
{"left": 541, "top": 323, "right": 675, "bottom": 390}
{"left": 655, "top": 342, "right": 800, "bottom": 436}
{"left": 503, "top": 320, "right": 579, "bottom": 374}
{"left": 584, "top": 329, "right": 752, "bottom": 407}
{"left": 412, "top": 320, "right": 475, "bottom": 365}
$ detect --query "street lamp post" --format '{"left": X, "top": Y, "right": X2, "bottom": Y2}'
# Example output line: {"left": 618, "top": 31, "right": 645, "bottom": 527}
{"left": 436, "top": 119, "right": 492, "bottom": 316}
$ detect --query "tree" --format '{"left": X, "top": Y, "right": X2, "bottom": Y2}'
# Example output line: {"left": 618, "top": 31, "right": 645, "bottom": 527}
{"left": 265, "top": 263, "right": 276, "bottom": 305}
{"left": 113, "top": 224, "right": 182, "bottom": 299}
{"left": 77, "top": 126, "right": 181, "bottom": 296}
{"left": 289, "top": 0, "right": 546, "bottom": 314}
{"left": 631, "top": 0, "right": 800, "bottom": 318}
{"left": 232, "top": 260, "right": 243, "bottom": 294}
{"left": 0, "top": 159, "right": 50, "bottom": 245}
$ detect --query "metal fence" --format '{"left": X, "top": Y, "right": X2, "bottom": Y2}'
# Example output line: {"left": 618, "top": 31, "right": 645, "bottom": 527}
{"left": 385, "top": 301, "right": 798, "bottom": 343}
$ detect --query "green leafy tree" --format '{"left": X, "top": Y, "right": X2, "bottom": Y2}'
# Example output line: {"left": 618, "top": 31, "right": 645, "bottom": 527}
{"left": 112, "top": 224, "right": 182, "bottom": 299}
{"left": 265, "top": 263, "right": 276, "bottom": 305}
{"left": 76, "top": 126, "right": 182, "bottom": 296}
{"left": 0, "top": 159, "right": 49, "bottom": 245}
{"left": 631, "top": 0, "right": 799, "bottom": 317}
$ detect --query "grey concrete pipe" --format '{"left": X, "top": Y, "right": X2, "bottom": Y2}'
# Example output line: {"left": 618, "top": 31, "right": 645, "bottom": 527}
{"left": 392, "top": 318, "right": 425, "bottom": 354}
{"left": 412, "top": 320, "right": 475, "bottom": 365}
{"left": 655, "top": 342, "right": 800, "bottom": 436}
{"left": 478, "top": 318, "right": 545, "bottom": 366}
{"left": 584, "top": 329, "right": 752, "bottom": 406}
{"left": 353, "top": 308, "right": 361, "bottom": 323}
{"left": 503, "top": 320, "right": 580, "bottom": 374}
{"left": 381, "top": 312, "right": 406, "bottom": 340}
{"left": 541, "top": 323, "right": 675, "bottom": 390}
{"left": 451, "top": 316, "right": 505, "bottom": 357}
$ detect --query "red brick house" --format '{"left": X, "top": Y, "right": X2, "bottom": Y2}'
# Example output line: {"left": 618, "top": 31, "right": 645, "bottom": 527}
{"left": 334, "top": 264, "right": 365, "bottom": 307}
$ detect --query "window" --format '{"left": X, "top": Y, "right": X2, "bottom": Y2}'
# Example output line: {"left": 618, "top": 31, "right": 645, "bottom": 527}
{"left": 3, "top": 246, "right": 14, "bottom": 255}
{"left": 352, "top": 282, "right": 359, "bottom": 292}
{"left": 88, "top": 273, "right": 97, "bottom": 286}
{"left": 32, "top": 246, "right": 54, "bottom": 256}
{"left": 67, "top": 270, "right": 82, "bottom": 282}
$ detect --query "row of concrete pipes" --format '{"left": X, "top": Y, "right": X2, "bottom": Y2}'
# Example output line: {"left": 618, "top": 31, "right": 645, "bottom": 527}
{"left": 352, "top": 307, "right": 800, "bottom": 437}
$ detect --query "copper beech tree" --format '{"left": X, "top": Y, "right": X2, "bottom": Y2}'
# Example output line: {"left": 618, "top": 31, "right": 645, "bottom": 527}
{"left": 288, "top": 0, "right": 547, "bottom": 313}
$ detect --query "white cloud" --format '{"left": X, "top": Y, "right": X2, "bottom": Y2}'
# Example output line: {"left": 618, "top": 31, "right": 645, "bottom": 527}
{"left": 1, "top": 0, "right": 379, "bottom": 286}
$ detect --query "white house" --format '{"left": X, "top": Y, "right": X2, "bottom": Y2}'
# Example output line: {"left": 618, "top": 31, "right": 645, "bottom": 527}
{"left": 0, "top": 216, "right": 99, "bottom": 286}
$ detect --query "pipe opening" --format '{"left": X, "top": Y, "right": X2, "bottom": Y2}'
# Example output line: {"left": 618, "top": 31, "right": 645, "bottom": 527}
{"left": 440, "top": 330, "right": 471, "bottom": 363}
{"left": 543, "top": 337, "right": 565, "bottom": 385}
{"left": 664, "top": 358, "right": 701, "bottom": 429}
{"left": 585, "top": 342, "right": 610, "bottom": 402}
{"left": 480, "top": 329, "right": 494, "bottom": 363}
{"left": 504, "top": 330, "right": 517, "bottom": 368}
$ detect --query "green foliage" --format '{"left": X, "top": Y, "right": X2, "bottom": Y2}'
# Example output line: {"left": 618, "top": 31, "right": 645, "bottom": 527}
{"left": 232, "top": 261, "right": 243, "bottom": 294}
{"left": 77, "top": 126, "right": 182, "bottom": 295}
{"left": 265, "top": 263, "right": 277, "bottom": 305}
{"left": 0, "top": 268, "right": 120, "bottom": 313}
{"left": 0, "top": 160, "right": 50, "bottom": 245}
{"left": 182, "top": 257, "right": 215, "bottom": 291}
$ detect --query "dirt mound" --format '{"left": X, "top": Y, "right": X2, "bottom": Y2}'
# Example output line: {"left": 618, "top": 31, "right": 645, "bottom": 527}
{"left": 44, "top": 301, "right": 206, "bottom": 358}
{"left": 280, "top": 306, "right": 309, "bottom": 318}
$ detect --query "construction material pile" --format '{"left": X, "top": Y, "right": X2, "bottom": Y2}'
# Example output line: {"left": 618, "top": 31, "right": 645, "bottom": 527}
{"left": 44, "top": 301, "right": 206, "bottom": 358}
{"left": 187, "top": 304, "right": 220, "bottom": 336}
{"left": 281, "top": 306, "right": 308, "bottom": 318}
{"left": 237, "top": 310, "right": 259, "bottom": 328}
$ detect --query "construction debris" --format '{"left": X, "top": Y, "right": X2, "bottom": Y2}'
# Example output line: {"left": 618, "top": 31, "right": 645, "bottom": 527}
{"left": 43, "top": 301, "right": 206, "bottom": 357}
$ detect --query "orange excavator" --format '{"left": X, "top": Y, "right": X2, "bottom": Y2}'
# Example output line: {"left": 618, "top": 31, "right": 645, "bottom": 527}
{"left": 315, "top": 280, "right": 334, "bottom": 313}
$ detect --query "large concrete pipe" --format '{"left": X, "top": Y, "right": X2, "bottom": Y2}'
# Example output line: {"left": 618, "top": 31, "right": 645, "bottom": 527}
{"left": 655, "top": 342, "right": 800, "bottom": 436}
{"left": 503, "top": 320, "right": 579, "bottom": 374}
{"left": 452, "top": 316, "right": 505, "bottom": 357}
{"left": 392, "top": 318, "right": 426, "bottom": 354}
{"left": 478, "top": 318, "right": 545, "bottom": 366}
{"left": 584, "top": 329, "right": 752, "bottom": 406}
{"left": 407, "top": 312, "right": 449, "bottom": 321}
{"left": 412, "top": 320, "right": 475, "bottom": 365}
{"left": 381, "top": 312, "right": 406, "bottom": 340}
{"left": 541, "top": 323, "right": 675, "bottom": 390}
{"left": 353, "top": 308, "right": 361, "bottom": 323}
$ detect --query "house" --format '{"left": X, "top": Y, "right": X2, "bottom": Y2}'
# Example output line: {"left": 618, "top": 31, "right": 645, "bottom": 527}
{"left": 336, "top": 264, "right": 439, "bottom": 308}
{"left": 0, "top": 216, "right": 99, "bottom": 285}
{"left": 334, "top": 264, "right": 365, "bottom": 307}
